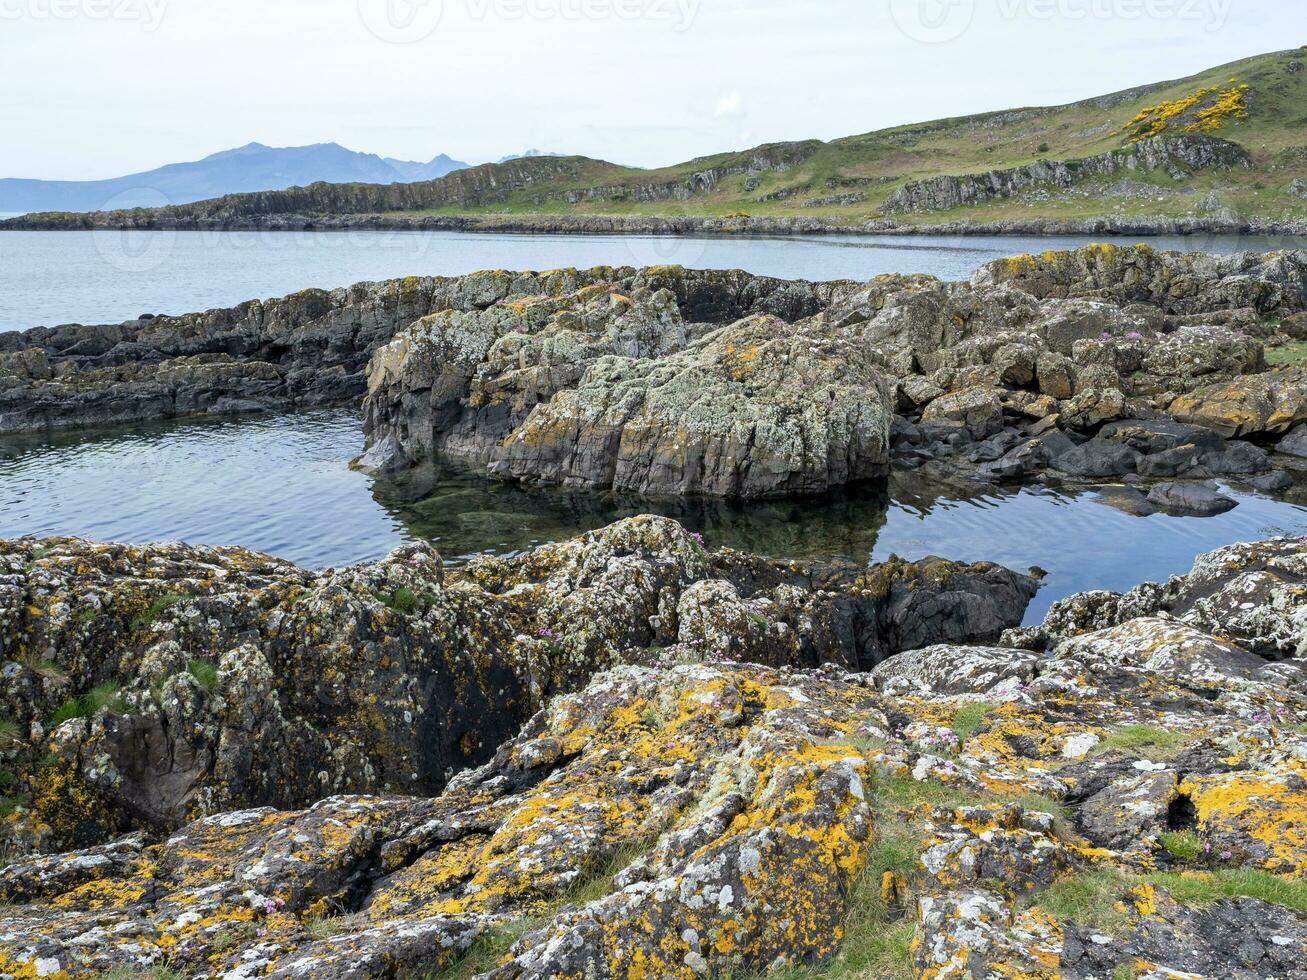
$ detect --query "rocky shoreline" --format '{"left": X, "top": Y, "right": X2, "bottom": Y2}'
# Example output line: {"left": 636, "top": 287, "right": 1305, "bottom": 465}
{"left": 5, "top": 245, "right": 1307, "bottom": 509}
{"left": 355, "top": 244, "right": 1307, "bottom": 506}
{"left": 5, "top": 209, "right": 1307, "bottom": 238}
{"left": 0, "top": 521, "right": 1303, "bottom": 978}
{"left": 3, "top": 244, "right": 1307, "bottom": 977}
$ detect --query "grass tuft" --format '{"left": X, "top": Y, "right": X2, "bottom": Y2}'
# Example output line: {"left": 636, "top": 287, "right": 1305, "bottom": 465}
{"left": 1265, "top": 341, "right": 1307, "bottom": 366}
{"left": 0, "top": 719, "right": 21, "bottom": 746}
{"left": 306, "top": 912, "right": 365, "bottom": 940}
{"left": 438, "top": 919, "right": 540, "bottom": 980}
{"left": 1151, "top": 868, "right": 1307, "bottom": 912}
{"left": 1160, "top": 830, "right": 1203, "bottom": 862}
{"left": 186, "top": 658, "right": 219, "bottom": 692}
{"left": 1030, "top": 866, "right": 1137, "bottom": 932}
{"left": 1093, "top": 724, "right": 1190, "bottom": 759}
{"left": 950, "top": 702, "right": 995, "bottom": 742}
{"left": 378, "top": 587, "right": 419, "bottom": 615}
{"left": 49, "top": 682, "right": 126, "bottom": 727}
{"left": 131, "top": 593, "right": 189, "bottom": 630}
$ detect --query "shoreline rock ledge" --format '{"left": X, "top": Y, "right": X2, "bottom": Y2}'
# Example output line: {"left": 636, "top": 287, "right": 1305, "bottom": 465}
{"left": 357, "top": 244, "right": 1307, "bottom": 501}
{"left": 359, "top": 278, "right": 894, "bottom": 498}
{"left": 0, "top": 523, "right": 1304, "bottom": 978}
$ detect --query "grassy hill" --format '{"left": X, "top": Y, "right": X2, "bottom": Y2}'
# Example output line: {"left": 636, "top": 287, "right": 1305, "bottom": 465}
{"left": 8, "top": 46, "right": 1307, "bottom": 232}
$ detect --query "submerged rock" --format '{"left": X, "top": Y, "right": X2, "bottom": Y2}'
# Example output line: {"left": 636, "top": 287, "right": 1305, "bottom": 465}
{"left": 1146, "top": 480, "right": 1239, "bottom": 515}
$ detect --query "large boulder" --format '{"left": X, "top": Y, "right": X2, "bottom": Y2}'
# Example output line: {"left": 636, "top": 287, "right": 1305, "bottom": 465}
{"left": 489, "top": 314, "right": 894, "bottom": 498}
{"left": 363, "top": 290, "right": 896, "bottom": 499}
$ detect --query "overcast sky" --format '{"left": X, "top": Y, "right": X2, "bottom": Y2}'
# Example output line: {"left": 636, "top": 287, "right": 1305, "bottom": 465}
{"left": 1, "top": 0, "right": 1298, "bottom": 180}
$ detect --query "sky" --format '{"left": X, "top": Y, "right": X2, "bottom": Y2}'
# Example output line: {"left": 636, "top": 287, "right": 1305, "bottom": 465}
{"left": 1, "top": 0, "right": 1300, "bottom": 180}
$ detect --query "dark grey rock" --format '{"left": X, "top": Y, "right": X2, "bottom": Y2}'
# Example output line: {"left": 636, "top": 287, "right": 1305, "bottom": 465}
{"left": 1052, "top": 439, "right": 1142, "bottom": 477}
{"left": 1247, "top": 469, "right": 1295, "bottom": 495}
{"left": 1278, "top": 423, "right": 1307, "bottom": 458}
{"left": 1138, "top": 443, "right": 1204, "bottom": 478}
{"left": 1095, "top": 485, "right": 1159, "bottom": 516}
{"left": 1099, "top": 418, "right": 1225, "bottom": 455}
{"left": 1147, "top": 481, "right": 1238, "bottom": 516}
{"left": 978, "top": 440, "right": 1051, "bottom": 482}
{"left": 1202, "top": 441, "right": 1271, "bottom": 475}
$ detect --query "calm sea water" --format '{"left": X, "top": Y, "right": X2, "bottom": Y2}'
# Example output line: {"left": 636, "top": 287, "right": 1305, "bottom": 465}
{"left": 2, "top": 228, "right": 1304, "bottom": 330}
{"left": 2, "top": 409, "right": 1303, "bottom": 624}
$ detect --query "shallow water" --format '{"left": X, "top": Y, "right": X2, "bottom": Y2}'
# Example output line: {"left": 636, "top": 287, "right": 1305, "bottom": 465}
{"left": 2, "top": 229, "right": 1304, "bottom": 331}
{"left": 2, "top": 409, "right": 1304, "bottom": 625}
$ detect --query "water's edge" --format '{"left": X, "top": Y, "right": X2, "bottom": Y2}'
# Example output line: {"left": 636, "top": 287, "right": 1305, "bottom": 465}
{"left": 3, "top": 408, "right": 1305, "bottom": 626}
{"left": 6, "top": 212, "right": 1307, "bottom": 238}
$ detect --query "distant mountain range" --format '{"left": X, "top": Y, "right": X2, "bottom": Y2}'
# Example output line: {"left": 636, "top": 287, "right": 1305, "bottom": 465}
{"left": 0, "top": 142, "right": 472, "bottom": 213}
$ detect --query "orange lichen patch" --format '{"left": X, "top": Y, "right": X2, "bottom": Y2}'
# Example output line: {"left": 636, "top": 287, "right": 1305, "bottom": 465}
{"left": 1180, "top": 769, "right": 1307, "bottom": 875}
{"left": 963, "top": 708, "right": 1088, "bottom": 766}
{"left": 367, "top": 833, "right": 492, "bottom": 920}
{"left": 1006, "top": 906, "right": 1064, "bottom": 972}
{"left": 50, "top": 875, "right": 150, "bottom": 911}
{"left": 1119, "top": 882, "right": 1160, "bottom": 917}
{"left": 0, "top": 953, "right": 71, "bottom": 980}
{"left": 29, "top": 763, "right": 121, "bottom": 852}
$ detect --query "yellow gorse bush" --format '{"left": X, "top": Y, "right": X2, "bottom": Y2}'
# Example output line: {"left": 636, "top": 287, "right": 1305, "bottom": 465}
{"left": 1122, "top": 83, "right": 1250, "bottom": 142}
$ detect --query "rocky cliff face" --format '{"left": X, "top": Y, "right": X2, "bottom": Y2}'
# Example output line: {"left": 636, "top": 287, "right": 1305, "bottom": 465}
{"left": 562, "top": 141, "right": 823, "bottom": 205}
{"left": 879, "top": 135, "right": 1252, "bottom": 214}
{"left": 0, "top": 532, "right": 1302, "bottom": 978}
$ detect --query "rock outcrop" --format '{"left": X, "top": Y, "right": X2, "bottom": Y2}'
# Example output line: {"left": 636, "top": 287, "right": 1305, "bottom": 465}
{"left": 1, "top": 534, "right": 1303, "bottom": 978}
{"left": 7, "top": 246, "right": 1307, "bottom": 504}
{"left": 0, "top": 517, "right": 1037, "bottom": 854}
{"left": 880, "top": 134, "right": 1252, "bottom": 215}
{"left": 359, "top": 245, "right": 1307, "bottom": 501}
{"left": 360, "top": 281, "right": 893, "bottom": 498}
{"left": 0, "top": 267, "right": 837, "bottom": 432}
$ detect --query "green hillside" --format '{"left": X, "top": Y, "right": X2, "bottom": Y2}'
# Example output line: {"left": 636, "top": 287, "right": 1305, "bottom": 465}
{"left": 8, "top": 46, "right": 1307, "bottom": 231}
